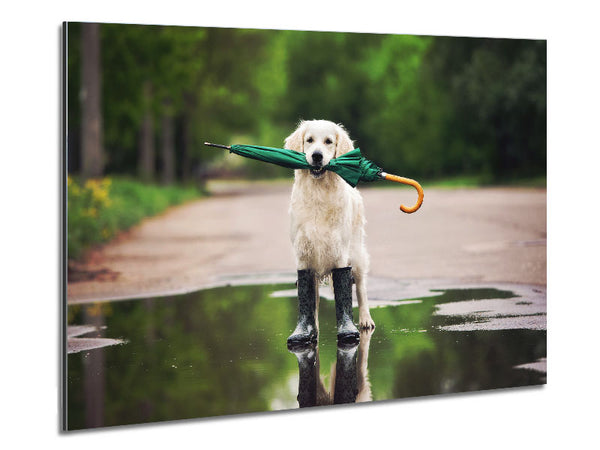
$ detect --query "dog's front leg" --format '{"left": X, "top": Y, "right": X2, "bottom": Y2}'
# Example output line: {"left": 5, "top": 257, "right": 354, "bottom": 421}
{"left": 354, "top": 271, "right": 375, "bottom": 329}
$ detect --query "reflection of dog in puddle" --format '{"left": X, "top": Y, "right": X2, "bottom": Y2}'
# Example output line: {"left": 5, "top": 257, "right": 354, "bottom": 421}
{"left": 289, "top": 329, "right": 374, "bottom": 407}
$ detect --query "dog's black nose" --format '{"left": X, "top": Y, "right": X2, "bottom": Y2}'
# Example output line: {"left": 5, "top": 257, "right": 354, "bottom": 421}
{"left": 312, "top": 151, "right": 323, "bottom": 165}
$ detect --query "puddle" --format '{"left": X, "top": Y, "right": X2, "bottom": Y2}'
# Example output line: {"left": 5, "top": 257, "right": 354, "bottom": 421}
{"left": 66, "top": 283, "right": 546, "bottom": 430}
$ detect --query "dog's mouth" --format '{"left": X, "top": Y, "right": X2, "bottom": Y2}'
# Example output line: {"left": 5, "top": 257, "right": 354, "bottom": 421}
{"left": 310, "top": 167, "right": 325, "bottom": 178}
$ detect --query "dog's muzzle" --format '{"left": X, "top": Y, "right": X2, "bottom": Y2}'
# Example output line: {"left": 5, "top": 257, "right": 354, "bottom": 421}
{"left": 309, "top": 151, "right": 325, "bottom": 178}
{"left": 310, "top": 166, "right": 325, "bottom": 178}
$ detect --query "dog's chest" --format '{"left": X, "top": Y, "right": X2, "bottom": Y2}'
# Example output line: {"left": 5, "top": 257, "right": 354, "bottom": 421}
{"left": 292, "top": 192, "right": 347, "bottom": 226}
{"left": 290, "top": 175, "right": 356, "bottom": 234}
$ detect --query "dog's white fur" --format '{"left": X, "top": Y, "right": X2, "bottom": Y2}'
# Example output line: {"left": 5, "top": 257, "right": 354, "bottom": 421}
{"left": 285, "top": 119, "right": 375, "bottom": 329}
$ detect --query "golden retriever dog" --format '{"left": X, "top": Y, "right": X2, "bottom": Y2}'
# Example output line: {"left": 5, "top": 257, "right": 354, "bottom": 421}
{"left": 285, "top": 120, "right": 374, "bottom": 346}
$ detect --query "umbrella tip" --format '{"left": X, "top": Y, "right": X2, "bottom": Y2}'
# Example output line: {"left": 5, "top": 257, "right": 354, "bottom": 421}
{"left": 204, "top": 142, "right": 232, "bottom": 150}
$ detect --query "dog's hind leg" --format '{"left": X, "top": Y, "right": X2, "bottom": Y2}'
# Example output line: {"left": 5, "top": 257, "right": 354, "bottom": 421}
{"left": 287, "top": 269, "right": 319, "bottom": 348}
{"left": 332, "top": 267, "right": 360, "bottom": 345}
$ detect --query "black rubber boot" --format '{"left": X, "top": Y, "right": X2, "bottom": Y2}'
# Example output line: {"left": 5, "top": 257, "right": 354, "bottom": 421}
{"left": 289, "top": 343, "right": 318, "bottom": 407}
{"left": 332, "top": 267, "right": 360, "bottom": 345}
{"left": 287, "top": 269, "right": 318, "bottom": 349}
{"left": 333, "top": 343, "right": 359, "bottom": 404}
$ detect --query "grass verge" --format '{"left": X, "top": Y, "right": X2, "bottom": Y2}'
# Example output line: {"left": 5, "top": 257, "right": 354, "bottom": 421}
{"left": 67, "top": 176, "right": 202, "bottom": 260}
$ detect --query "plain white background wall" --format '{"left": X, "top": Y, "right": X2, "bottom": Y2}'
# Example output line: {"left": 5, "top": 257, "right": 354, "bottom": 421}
{"left": 2, "top": 1, "right": 598, "bottom": 448}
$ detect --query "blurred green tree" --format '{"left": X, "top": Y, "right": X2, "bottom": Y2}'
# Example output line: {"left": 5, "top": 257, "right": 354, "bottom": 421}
{"left": 359, "top": 34, "right": 443, "bottom": 177}
{"left": 425, "top": 37, "right": 547, "bottom": 180}
{"left": 68, "top": 24, "right": 546, "bottom": 185}
{"left": 281, "top": 31, "right": 380, "bottom": 146}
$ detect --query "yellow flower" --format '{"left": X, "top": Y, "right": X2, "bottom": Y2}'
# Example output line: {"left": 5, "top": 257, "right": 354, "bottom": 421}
{"left": 92, "top": 187, "right": 108, "bottom": 202}
{"left": 82, "top": 177, "right": 112, "bottom": 207}
{"left": 85, "top": 178, "right": 101, "bottom": 189}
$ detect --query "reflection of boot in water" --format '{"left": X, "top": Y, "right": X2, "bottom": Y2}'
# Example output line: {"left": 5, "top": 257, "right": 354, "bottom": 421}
{"left": 333, "top": 341, "right": 359, "bottom": 404}
{"left": 332, "top": 267, "right": 360, "bottom": 345}
{"left": 289, "top": 343, "right": 318, "bottom": 407}
{"left": 356, "top": 328, "right": 374, "bottom": 403}
{"left": 287, "top": 269, "right": 319, "bottom": 348}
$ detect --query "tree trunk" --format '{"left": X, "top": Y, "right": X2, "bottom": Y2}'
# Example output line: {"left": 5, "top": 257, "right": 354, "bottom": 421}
{"left": 160, "top": 100, "right": 175, "bottom": 185}
{"left": 80, "top": 23, "right": 104, "bottom": 179}
{"left": 181, "top": 95, "right": 193, "bottom": 183}
{"left": 138, "top": 81, "right": 155, "bottom": 181}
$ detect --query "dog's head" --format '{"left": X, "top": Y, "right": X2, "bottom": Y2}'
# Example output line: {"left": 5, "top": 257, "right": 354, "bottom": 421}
{"left": 284, "top": 120, "right": 354, "bottom": 179}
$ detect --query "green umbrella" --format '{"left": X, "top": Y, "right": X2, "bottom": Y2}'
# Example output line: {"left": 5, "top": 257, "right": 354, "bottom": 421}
{"left": 205, "top": 142, "right": 423, "bottom": 213}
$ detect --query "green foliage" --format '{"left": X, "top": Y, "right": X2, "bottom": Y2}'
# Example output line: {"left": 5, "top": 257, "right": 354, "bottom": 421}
{"left": 360, "top": 35, "right": 444, "bottom": 177}
{"left": 425, "top": 37, "right": 547, "bottom": 180}
{"left": 67, "top": 176, "right": 201, "bottom": 260}
{"left": 68, "top": 24, "right": 546, "bottom": 184}
{"left": 278, "top": 32, "right": 546, "bottom": 181}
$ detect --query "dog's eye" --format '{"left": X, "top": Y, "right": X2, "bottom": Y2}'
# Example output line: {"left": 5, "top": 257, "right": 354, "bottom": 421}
{"left": 306, "top": 137, "right": 313, "bottom": 143}
{"left": 325, "top": 138, "right": 333, "bottom": 145}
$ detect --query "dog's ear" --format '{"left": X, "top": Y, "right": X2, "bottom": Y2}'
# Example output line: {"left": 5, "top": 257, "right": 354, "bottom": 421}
{"left": 284, "top": 121, "right": 306, "bottom": 152}
{"left": 335, "top": 123, "right": 354, "bottom": 157}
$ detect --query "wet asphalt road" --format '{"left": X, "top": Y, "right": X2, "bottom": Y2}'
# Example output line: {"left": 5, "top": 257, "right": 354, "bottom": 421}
{"left": 67, "top": 181, "right": 546, "bottom": 304}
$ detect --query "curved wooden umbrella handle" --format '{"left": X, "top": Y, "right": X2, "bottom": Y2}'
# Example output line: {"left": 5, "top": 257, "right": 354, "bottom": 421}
{"left": 381, "top": 172, "right": 424, "bottom": 213}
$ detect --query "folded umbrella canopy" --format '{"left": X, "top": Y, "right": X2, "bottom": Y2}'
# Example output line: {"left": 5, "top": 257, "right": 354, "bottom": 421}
{"left": 205, "top": 142, "right": 424, "bottom": 213}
